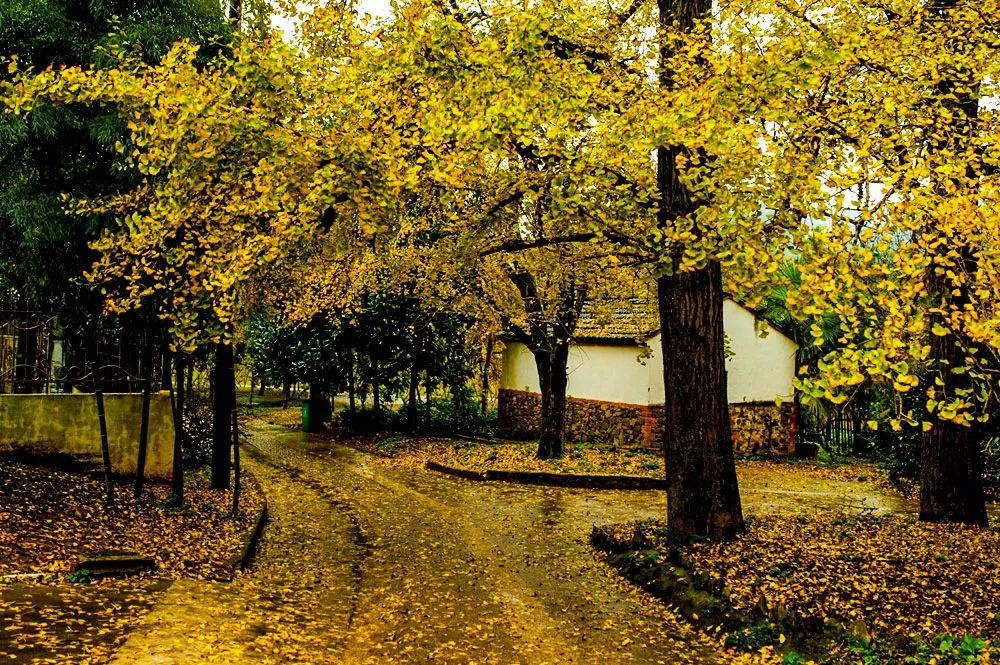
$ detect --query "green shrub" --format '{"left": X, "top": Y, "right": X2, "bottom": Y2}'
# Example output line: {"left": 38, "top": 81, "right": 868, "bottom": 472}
{"left": 907, "top": 635, "right": 990, "bottom": 664}
{"left": 724, "top": 622, "right": 782, "bottom": 651}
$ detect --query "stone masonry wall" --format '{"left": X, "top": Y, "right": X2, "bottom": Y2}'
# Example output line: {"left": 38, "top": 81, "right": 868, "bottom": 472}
{"left": 729, "top": 401, "right": 797, "bottom": 456}
{"left": 497, "top": 388, "right": 796, "bottom": 456}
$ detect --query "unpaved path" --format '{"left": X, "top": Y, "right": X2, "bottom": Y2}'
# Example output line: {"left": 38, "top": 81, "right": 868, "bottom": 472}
{"left": 111, "top": 425, "right": 915, "bottom": 664}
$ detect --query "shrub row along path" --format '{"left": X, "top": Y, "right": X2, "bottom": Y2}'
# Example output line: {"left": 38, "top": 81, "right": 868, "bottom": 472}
{"left": 110, "top": 425, "right": 915, "bottom": 664}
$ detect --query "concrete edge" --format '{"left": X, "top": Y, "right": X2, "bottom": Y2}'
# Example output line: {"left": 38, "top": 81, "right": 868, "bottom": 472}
{"left": 425, "top": 460, "right": 487, "bottom": 481}
{"left": 425, "top": 461, "right": 666, "bottom": 490}
{"left": 229, "top": 500, "right": 268, "bottom": 572}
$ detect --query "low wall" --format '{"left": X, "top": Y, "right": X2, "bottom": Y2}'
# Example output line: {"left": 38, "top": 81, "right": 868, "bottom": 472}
{"left": 730, "top": 401, "right": 797, "bottom": 456}
{"left": 497, "top": 389, "right": 796, "bottom": 456}
{"left": 0, "top": 393, "right": 175, "bottom": 478}
{"left": 497, "top": 389, "right": 649, "bottom": 449}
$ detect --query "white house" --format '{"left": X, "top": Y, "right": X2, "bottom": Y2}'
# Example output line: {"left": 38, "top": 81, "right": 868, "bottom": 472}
{"left": 497, "top": 298, "right": 799, "bottom": 455}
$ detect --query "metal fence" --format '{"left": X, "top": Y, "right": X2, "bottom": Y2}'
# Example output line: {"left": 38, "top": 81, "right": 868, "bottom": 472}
{"left": 0, "top": 305, "right": 150, "bottom": 394}
{"left": 798, "top": 402, "right": 863, "bottom": 456}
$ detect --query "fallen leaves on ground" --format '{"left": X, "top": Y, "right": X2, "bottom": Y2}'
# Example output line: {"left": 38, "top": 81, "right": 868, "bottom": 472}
{"left": 0, "top": 448, "right": 265, "bottom": 664}
{"left": 0, "top": 449, "right": 264, "bottom": 579}
{"left": 616, "top": 514, "right": 1000, "bottom": 662}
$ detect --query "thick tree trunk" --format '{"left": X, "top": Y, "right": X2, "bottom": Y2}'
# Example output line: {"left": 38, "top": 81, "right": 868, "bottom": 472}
{"left": 372, "top": 370, "right": 381, "bottom": 415}
{"left": 308, "top": 382, "right": 330, "bottom": 429}
{"left": 918, "top": 0, "right": 987, "bottom": 526}
{"left": 920, "top": 260, "right": 986, "bottom": 524}
{"left": 211, "top": 344, "right": 234, "bottom": 490}
{"left": 652, "top": 0, "right": 743, "bottom": 541}
{"left": 657, "top": 264, "right": 744, "bottom": 541}
{"left": 533, "top": 343, "right": 569, "bottom": 460}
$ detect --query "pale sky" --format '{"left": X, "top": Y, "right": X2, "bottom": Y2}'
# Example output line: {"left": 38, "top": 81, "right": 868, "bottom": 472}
{"left": 270, "top": 0, "right": 394, "bottom": 42}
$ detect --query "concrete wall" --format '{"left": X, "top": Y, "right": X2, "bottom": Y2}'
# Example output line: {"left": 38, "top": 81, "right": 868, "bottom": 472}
{"left": 0, "top": 393, "right": 175, "bottom": 478}
{"left": 500, "top": 300, "right": 798, "bottom": 406}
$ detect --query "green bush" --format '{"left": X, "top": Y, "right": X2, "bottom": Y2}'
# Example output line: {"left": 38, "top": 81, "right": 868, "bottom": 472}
{"left": 907, "top": 635, "right": 990, "bottom": 664}
{"left": 335, "top": 407, "right": 403, "bottom": 432}
{"left": 181, "top": 396, "right": 214, "bottom": 469}
{"left": 724, "top": 622, "right": 782, "bottom": 651}
{"left": 428, "top": 386, "right": 496, "bottom": 436}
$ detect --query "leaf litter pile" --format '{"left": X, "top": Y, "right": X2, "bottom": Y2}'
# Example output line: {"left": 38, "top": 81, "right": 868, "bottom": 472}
{"left": 608, "top": 513, "right": 1000, "bottom": 663}
{"left": 0, "top": 448, "right": 264, "bottom": 664}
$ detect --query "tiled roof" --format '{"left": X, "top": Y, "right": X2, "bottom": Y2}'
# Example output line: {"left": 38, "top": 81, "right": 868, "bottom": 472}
{"left": 573, "top": 298, "right": 659, "bottom": 342}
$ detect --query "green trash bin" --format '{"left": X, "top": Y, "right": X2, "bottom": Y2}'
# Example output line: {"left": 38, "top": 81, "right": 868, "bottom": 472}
{"left": 301, "top": 399, "right": 312, "bottom": 432}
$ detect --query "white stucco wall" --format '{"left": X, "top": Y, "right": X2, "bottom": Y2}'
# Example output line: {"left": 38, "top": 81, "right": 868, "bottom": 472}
{"left": 501, "top": 342, "right": 653, "bottom": 405}
{"left": 500, "top": 300, "right": 798, "bottom": 406}
{"left": 720, "top": 299, "right": 797, "bottom": 402}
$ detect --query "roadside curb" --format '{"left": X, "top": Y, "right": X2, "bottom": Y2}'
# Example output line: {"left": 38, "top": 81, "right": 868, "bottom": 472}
{"left": 425, "top": 461, "right": 666, "bottom": 490}
{"left": 229, "top": 499, "right": 268, "bottom": 572}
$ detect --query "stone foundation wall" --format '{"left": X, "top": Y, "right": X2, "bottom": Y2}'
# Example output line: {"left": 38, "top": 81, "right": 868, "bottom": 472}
{"left": 497, "top": 389, "right": 796, "bottom": 456}
{"left": 729, "top": 401, "right": 796, "bottom": 456}
{"left": 498, "top": 389, "right": 649, "bottom": 449}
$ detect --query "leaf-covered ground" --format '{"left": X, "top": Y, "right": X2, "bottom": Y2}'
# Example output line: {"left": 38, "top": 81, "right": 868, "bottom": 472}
{"left": 0, "top": 448, "right": 265, "bottom": 664}
{"left": 610, "top": 513, "right": 1000, "bottom": 663}
{"left": 110, "top": 425, "right": 787, "bottom": 664}
{"left": 345, "top": 432, "right": 914, "bottom": 498}
{"left": 0, "top": 449, "right": 264, "bottom": 579}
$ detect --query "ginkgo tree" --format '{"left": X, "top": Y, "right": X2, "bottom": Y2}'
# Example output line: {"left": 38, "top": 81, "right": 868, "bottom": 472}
{"left": 1, "top": 0, "right": 835, "bottom": 540}
{"left": 11, "top": 0, "right": 998, "bottom": 541}
{"left": 773, "top": 0, "right": 1000, "bottom": 525}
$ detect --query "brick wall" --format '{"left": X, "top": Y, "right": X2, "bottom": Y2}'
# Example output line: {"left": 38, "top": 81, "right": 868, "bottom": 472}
{"left": 497, "top": 388, "right": 796, "bottom": 456}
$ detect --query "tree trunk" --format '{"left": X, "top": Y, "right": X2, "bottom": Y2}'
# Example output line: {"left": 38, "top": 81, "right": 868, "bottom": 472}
{"left": 657, "top": 264, "right": 744, "bottom": 541}
{"left": 425, "top": 374, "right": 433, "bottom": 429}
{"left": 169, "top": 354, "right": 186, "bottom": 504}
{"left": 308, "top": 382, "right": 330, "bottom": 429}
{"left": 231, "top": 395, "right": 241, "bottom": 517}
{"left": 533, "top": 344, "right": 569, "bottom": 460}
{"left": 348, "top": 359, "right": 357, "bottom": 413}
{"left": 920, "top": 257, "right": 986, "bottom": 524}
{"left": 917, "top": 0, "right": 987, "bottom": 526}
{"left": 372, "top": 369, "right": 381, "bottom": 415}
{"left": 651, "top": 0, "right": 743, "bottom": 541}
{"left": 407, "top": 360, "right": 419, "bottom": 430}
{"left": 210, "top": 344, "right": 233, "bottom": 490}
{"left": 160, "top": 346, "right": 171, "bottom": 391}
{"left": 95, "top": 390, "right": 114, "bottom": 506}
{"left": 134, "top": 378, "right": 151, "bottom": 500}
{"left": 481, "top": 336, "right": 494, "bottom": 417}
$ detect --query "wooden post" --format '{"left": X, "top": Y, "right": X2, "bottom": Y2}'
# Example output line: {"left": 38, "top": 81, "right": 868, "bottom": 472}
{"left": 231, "top": 400, "right": 241, "bottom": 517}
{"left": 134, "top": 378, "right": 151, "bottom": 500}
{"left": 95, "top": 390, "right": 114, "bottom": 506}
{"left": 168, "top": 354, "right": 185, "bottom": 505}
